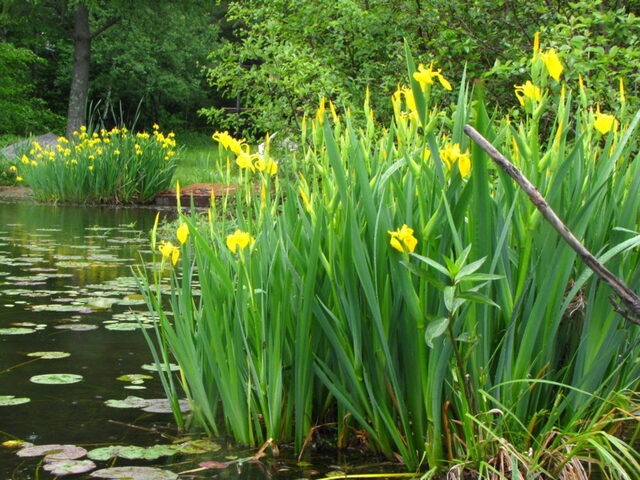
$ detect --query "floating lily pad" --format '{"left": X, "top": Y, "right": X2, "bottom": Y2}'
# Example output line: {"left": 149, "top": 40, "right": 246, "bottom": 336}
{"left": 104, "top": 322, "right": 141, "bottom": 331}
{"left": 43, "top": 459, "right": 96, "bottom": 476}
{"left": 103, "top": 396, "right": 189, "bottom": 413}
{"left": 33, "top": 304, "right": 91, "bottom": 313}
{"left": 82, "top": 297, "right": 119, "bottom": 309}
{"left": 104, "top": 396, "right": 150, "bottom": 409}
{"left": 142, "top": 398, "right": 190, "bottom": 413}
{"left": 27, "top": 351, "right": 71, "bottom": 359}
{"left": 45, "top": 446, "right": 88, "bottom": 461}
{"left": 124, "top": 385, "right": 146, "bottom": 390}
{"left": 17, "top": 444, "right": 86, "bottom": 460}
{"left": 118, "top": 296, "right": 146, "bottom": 306}
{"left": 0, "top": 327, "right": 35, "bottom": 335}
{"left": 55, "top": 261, "right": 92, "bottom": 268}
{"left": 54, "top": 324, "right": 98, "bottom": 331}
{"left": 91, "top": 466, "right": 177, "bottom": 480}
{"left": 116, "top": 374, "right": 152, "bottom": 383}
{"left": 30, "top": 373, "right": 83, "bottom": 385}
{"left": 89, "top": 445, "right": 176, "bottom": 461}
{"left": 141, "top": 363, "right": 180, "bottom": 372}
{"left": 174, "top": 439, "right": 221, "bottom": 454}
{"left": 87, "top": 446, "right": 128, "bottom": 461}
{"left": 0, "top": 395, "right": 30, "bottom": 406}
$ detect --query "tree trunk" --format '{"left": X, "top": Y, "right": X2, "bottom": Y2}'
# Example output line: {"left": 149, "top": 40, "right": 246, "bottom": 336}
{"left": 65, "top": 4, "right": 90, "bottom": 138}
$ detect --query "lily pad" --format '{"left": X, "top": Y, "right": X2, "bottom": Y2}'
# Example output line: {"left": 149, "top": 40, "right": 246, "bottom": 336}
{"left": 87, "top": 445, "right": 128, "bottom": 461}
{"left": 104, "top": 396, "right": 150, "bottom": 409}
{"left": 17, "top": 444, "right": 86, "bottom": 460}
{"left": 116, "top": 374, "right": 153, "bottom": 383}
{"left": 142, "top": 398, "right": 190, "bottom": 413}
{"left": 94, "top": 445, "right": 176, "bottom": 461}
{"left": 174, "top": 439, "right": 221, "bottom": 454}
{"left": 27, "top": 351, "right": 71, "bottom": 359}
{"left": 141, "top": 363, "right": 180, "bottom": 372}
{"left": 82, "top": 297, "right": 119, "bottom": 309}
{"left": 90, "top": 466, "right": 177, "bottom": 480}
{"left": 33, "top": 304, "right": 91, "bottom": 313}
{"left": 43, "top": 460, "right": 96, "bottom": 476}
{"left": 30, "top": 373, "right": 83, "bottom": 385}
{"left": 54, "top": 324, "right": 98, "bottom": 331}
{"left": 0, "top": 395, "right": 30, "bottom": 406}
{"left": 104, "top": 322, "right": 142, "bottom": 331}
{"left": 0, "top": 327, "right": 35, "bottom": 335}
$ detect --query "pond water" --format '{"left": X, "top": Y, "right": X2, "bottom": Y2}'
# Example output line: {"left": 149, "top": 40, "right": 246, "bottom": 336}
{"left": 0, "top": 200, "right": 401, "bottom": 480}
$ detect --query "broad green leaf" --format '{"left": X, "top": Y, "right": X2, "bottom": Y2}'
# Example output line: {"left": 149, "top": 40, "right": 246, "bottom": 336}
{"left": 425, "top": 317, "right": 449, "bottom": 348}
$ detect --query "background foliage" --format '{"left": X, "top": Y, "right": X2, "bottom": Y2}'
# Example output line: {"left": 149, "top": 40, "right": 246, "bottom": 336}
{"left": 1, "top": 0, "right": 638, "bottom": 140}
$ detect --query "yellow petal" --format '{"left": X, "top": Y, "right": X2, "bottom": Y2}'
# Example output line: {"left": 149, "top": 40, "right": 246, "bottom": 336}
{"left": 171, "top": 247, "right": 180, "bottom": 265}
{"left": 437, "top": 74, "right": 452, "bottom": 91}
{"left": 389, "top": 236, "right": 405, "bottom": 252}
{"left": 458, "top": 154, "right": 471, "bottom": 177}
{"left": 594, "top": 113, "right": 617, "bottom": 134}
{"left": 402, "top": 234, "right": 418, "bottom": 253}
{"left": 541, "top": 49, "right": 563, "bottom": 81}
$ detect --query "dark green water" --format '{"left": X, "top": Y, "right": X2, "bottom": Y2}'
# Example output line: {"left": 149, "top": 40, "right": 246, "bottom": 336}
{"left": 0, "top": 200, "right": 401, "bottom": 480}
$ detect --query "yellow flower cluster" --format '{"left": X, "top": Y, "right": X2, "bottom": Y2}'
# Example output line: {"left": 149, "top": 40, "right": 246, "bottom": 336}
{"left": 13, "top": 124, "right": 178, "bottom": 182}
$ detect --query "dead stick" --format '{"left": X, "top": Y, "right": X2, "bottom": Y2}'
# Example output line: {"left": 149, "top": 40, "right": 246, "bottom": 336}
{"left": 464, "top": 124, "right": 640, "bottom": 325}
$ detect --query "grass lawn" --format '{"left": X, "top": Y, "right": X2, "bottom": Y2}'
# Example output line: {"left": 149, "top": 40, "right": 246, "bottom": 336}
{"left": 172, "top": 132, "right": 219, "bottom": 186}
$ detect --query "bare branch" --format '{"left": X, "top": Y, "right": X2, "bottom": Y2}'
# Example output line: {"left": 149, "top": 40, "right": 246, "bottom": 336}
{"left": 91, "top": 16, "right": 122, "bottom": 40}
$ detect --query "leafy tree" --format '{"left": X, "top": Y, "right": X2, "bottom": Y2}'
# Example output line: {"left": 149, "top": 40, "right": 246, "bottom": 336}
{"left": 4, "top": 0, "right": 222, "bottom": 136}
{"left": 203, "top": 0, "right": 639, "bottom": 136}
{"left": 201, "top": 0, "right": 414, "bottom": 137}
{"left": 0, "top": 41, "right": 62, "bottom": 135}
{"left": 90, "top": 2, "right": 223, "bottom": 131}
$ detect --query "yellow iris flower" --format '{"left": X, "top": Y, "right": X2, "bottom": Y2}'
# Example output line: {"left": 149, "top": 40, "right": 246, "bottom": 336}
{"left": 540, "top": 49, "right": 563, "bottom": 81}
{"left": 388, "top": 224, "right": 418, "bottom": 253}
{"left": 413, "top": 63, "right": 452, "bottom": 91}
{"left": 158, "top": 241, "right": 180, "bottom": 265}
{"left": 440, "top": 142, "right": 472, "bottom": 177}
{"left": 236, "top": 152, "right": 257, "bottom": 171}
{"left": 226, "top": 230, "right": 255, "bottom": 254}
{"left": 594, "top": 104, "right": 618, "bottom": 134}
{"left": 212, "top": 131, "right": 247, "bottom": 156}
{"left": 514, "top": 80, "right": 542, "bottom": 106}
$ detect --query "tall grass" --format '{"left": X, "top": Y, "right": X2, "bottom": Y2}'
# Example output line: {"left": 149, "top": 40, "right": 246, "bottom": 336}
{"left": 139, "top": 40, "right": 640, "bottom": 477}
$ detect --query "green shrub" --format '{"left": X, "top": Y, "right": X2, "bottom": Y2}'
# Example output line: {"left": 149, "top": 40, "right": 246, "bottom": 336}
{"left": 15, "top": 125, "right": 179, "bottom": 204}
